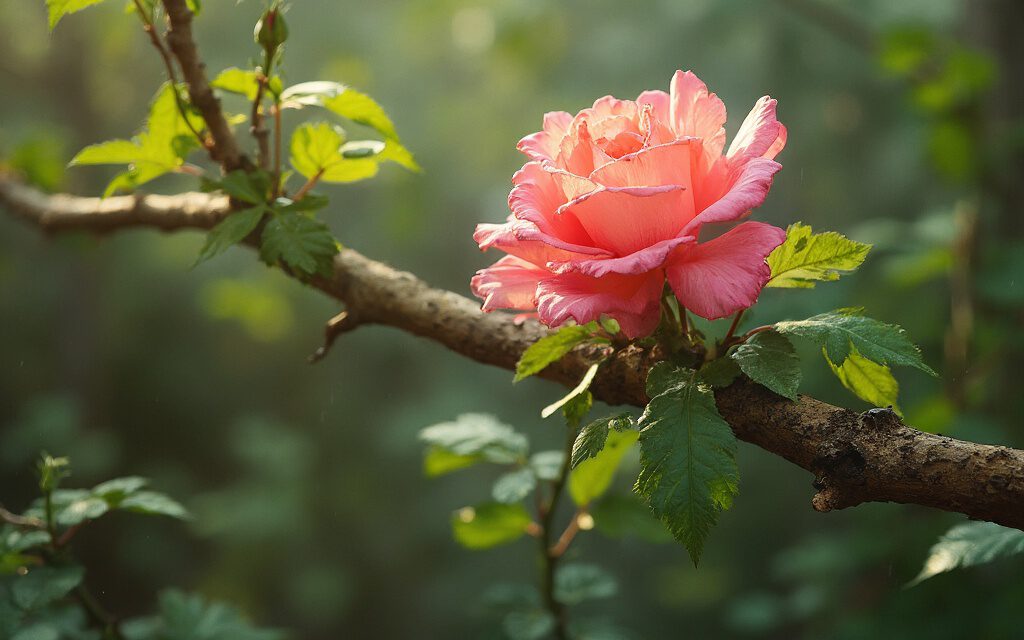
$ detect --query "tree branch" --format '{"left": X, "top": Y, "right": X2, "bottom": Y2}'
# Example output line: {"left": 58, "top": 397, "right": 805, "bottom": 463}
{"left": 2, "top": 175, "right": 1022, "bottom": 531}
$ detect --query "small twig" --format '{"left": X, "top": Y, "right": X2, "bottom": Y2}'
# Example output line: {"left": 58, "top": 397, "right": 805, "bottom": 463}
{"left": 308, "top": 310, "right": 360, "bottom": 363}
{"left": 722, "top": 309, "right": 745, "bottom": 346}
{"left": 549, "top": 511, "right": 587, "bottom": 558}
{"left": 55, "top": 523, "right": 85, "bottom": 548}
{"left": 0, "top": 505, "right": 44, "bottom": 529}
{"left": 293, "top": 168, "right": 325, "bottom": 202}
{"left": 536, "top": 421, "right": 577, "bottom": 640}
{"left": 736, "top": 324, "right": 773, "bottom": 344}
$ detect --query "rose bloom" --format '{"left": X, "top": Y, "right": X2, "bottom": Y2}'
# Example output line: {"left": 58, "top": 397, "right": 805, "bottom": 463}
{"left": 471, "top": 70, "right": 787, "bottom": 338}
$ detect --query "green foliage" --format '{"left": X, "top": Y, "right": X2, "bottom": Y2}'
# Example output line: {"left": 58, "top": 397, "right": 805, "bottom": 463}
{"left": 212, "top": 68, "right": 274, "bottom": 102}
{"left": 826, "top": 346, "right": 901, "bottom": 412}
{"left": 570, "top": 415, "right": 633, "bottom": 470}
{"left": 123, "top": 590, "right": 284, "bottom": 640}
{"left": 569, "top": 425, "right": 638, "bottom": 507}
{"left": 635, "top": 365, "right": 739, "bottom": 565}
{"left": 289, "top": 122, "right": 381, "bottom": 184}
{"left": 46, "top": 0, "right": 106, "bottom": 29}
{"left": 529, "top": 451, "right": 564, "bottom": 482}
{"left": 554, "top": 564, "right": 617, "bottom": 605}
{"left": 25, "top": 479, "right": 189, "bottom": 527}
{"left": 9, "top": 565, "right": 84, "bottom": 611}
{"left": 730, "top": 330, "right": 801, "bottom": 400}
{"left": 258, "top": 213, "right": 338, "bottom": 277}
{"left": 419, "top": 413, "right": 528, "bottom": 469}
{"left": 776, "top": 308, "right": 936, "bottom": 376}
{"left": 451, "top": 503, "right": 532, "bottom": 550}
{"left": 766, "top": 223, "right": 871, "bottom": 288}
{"left": 502, "top": 610, "right": 555, "bottom": 640}
{"left": 492, "top": 468, "right": 536, "bottom": 504}
{"left": 70, "top": 83, "right": 204, "bottom": 196}
{"left": 195, "top": 207, "right": 265, "bottom": 266}
{"left": 698, "top": 357, "right": 741, "bottom": 388}
{"left": 908, "top": 522, "right": 1024, "bottom": 587}
{"left": 541, "top": 363, "right": 599, "bottom": 419}
{"left": 515, "top": 325, "right": 597, "bottom": 382}
{"left": 280, "top": 81, "right": 419, "bottom": 171}
{"left": 589, "top": 494, "right": 672, "bottom": 544}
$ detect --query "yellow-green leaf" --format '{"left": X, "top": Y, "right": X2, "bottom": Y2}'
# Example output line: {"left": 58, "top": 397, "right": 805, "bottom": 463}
{"left": 47, "top": 0, "right": 106, "bottom": 29}
{"left": 826, "top": 346, "right": 902, "bottom": 413}
{"left": 767, "top": 222, "right": 871, "bottom": 288}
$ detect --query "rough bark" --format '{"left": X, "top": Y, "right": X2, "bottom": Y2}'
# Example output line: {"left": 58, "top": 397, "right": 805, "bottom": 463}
{"left": 2, "top": 174, "right": 1022, "bottom": 530}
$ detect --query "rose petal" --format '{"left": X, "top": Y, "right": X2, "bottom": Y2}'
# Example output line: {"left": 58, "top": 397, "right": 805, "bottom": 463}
{"left": 559, "top": 185, "right": 690, "bottom": 256}
{"left": 517, "top": 110, "right": 574, "bottom": 162}
{"left": 682, "top": 156, "right": 781, "bottom": 235}
{"left": 549, "top": 235, "right": 695, "bottom": 277}
{"left": 666, "top": 221, "right": 786, "bottom": 320}
{"left": 669, "top": 70, "right": 727, "bottom": 157}
{"left": 727, "top": 96, "right": 786, "bottom": 161}
{"left": 474, "top": 219, "right": 605, "bottom": 266}
{"left": 472, "top": 255, "right": 547, "bottom": 312}
{"left": 509, "top": 162, "right": 595, "bottom": 247}
{"left": 536, "top": 270, "right": 663, "bottom": 338}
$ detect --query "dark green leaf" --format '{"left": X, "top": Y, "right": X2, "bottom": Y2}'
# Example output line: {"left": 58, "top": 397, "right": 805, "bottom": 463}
{"left": 142, "top": 589, "right": 284, "bottom": 640}
{"left": 554, "top": 564, "right": 617, "bottom": 605}
{"left": 195, "top": 207, "right": 265, "bottom": 266}
{"left": 91, "top": 476, "right": 148, "bottom": 502}
{"left": 644, "top": 361, "right": 689, "bottom": 397}
{"left": 11, "top": 565, "right": 84, "bottom": 611}
{"left": 570, "top": 415, "right": 634, "bottom": 470}
{"left": 481, "top": 583, "right": 540, "bottom": 612}
{"left": 218, "top": 171, "right": 271, "bottom": 205}
{"left": 636, "top": 371, "right": 739, "bottom": 565}
{"left": 561, "top": 390, "right": 593, "bottom": 429}
{"left": 776, "top": 309, "right": 936, "bottom": 376}
{"left": 451, "top": 503, "right": 532, "bottom": 550}
{"left": 492, "top": 469, "right": 536, "bottom": 504}
{"left": 698, "top": 357, "right": 741, "bottom": 388}
{"left": 419, "top": 413, "right": 528, "bottom": 465}
{"left": 515, "top": 325, "right": 595, "bottom": 382}
{"left": 730, "top": 330, "right": 801, "bottom": 400}
{"left": 259, "top": 214, "right": 338, "bottom": 277}
{"left": 908, "top": 521, "right": 1024, "bottom": 587}
{"left": 767, "top": 222, "right": 871, "bottom": 288}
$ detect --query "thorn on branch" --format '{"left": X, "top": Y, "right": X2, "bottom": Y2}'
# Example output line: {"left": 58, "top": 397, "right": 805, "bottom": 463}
{"left": 308, "top": 310, "right": 361, "bottom": 363}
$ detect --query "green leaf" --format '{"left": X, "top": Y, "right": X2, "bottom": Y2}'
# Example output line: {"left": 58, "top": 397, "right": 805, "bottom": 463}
{"left": 11, "top": 565, "right": 84, "bottom": 611}
{"left": 211, "top": 68, "right": 260, "bottom": 101}
{"left": 590, "top": 493, "right": 673, "bottom": 544}
{"left": 46, "top": 0, "right": 106, "bottom": 29}
{"left": 118, "top": 492, "right": 189, "bottom": 519}
{"left": 729, "top": 330, "right": 801, "bottom": 400}
{"left": 195, "top": 207, "right": 265, "bottom": 266}
{"left": 698, "top": 357, "right": 741, "bottom": 388}
{"left": 555, "top": 564, "right": 618, "bottom": 605}
{"left": 289, "top": 122, "right": 379, "bottom": 184}
{"left": 635, "top": 370, "right": 739, "bottom": 565}
{"left": 776, "top": 309, "right": 936, "bottom": 376}
{"left": 541, "top": 363, "right": 599, "bottom": 419}
{"left": 451, "top": 503, "right": 532, "bottom": 550}
{"left": 561, "top": 390, "right": 593, "bottom": 429}
{"left": 644, "top": 361, "right": 689, "bottom": 397}
{"left": 218, "top": 170, "right": 270, "bottom": 204}
{"left": 55, "top": 494, "right": 108, "bottom": 527}
{"left": 502, "top": 610, "right": 555, "bottom": 640}
{"left": 422, "top": 447, "right": 481, "bottom": 477}
{"left": 826, "top": 346, "right": 901, "bottom": 413}
{"left": 259, "top": 213, "right": 338, "bottom": 277}
{"left": 529, "top": 451, "right": 564, "bottom": 482}
{"left": 569, "top": 427, "right": 639, "bottom": 507}
{"left": 515, "top": 325, "right": 595, "bottom": 382}
{"left": 142, "top": 589, "right": 284, "bottom": 640}
{"left": 908, "top": 521, "right": 1024, "bottom": 587}
{"left": 492, "top": 468, "right": 537, "bottom": 504}
{"left": 69, "top": 140, "right": 144, "bottom": 165}
{"left": 91, "top": 476, "right": 148, "bottom": 501}
{"left": 419, "top": 413, "right": 528, "bottom": 465}
{"left": 767, "top": 222, "right": 871, "bottom": 288}
{"left": 570, "top": 414, "right": 634, "bottom": 470}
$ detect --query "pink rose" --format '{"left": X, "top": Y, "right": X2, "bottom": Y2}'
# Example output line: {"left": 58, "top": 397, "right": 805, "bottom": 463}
{"left": 472, "top": 70, "right": 788, "bottom": 338}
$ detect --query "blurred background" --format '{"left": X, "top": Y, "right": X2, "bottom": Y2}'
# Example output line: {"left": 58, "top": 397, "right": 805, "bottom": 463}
{"left": 1, "top": 0, "right": 1022, "bottom": 637}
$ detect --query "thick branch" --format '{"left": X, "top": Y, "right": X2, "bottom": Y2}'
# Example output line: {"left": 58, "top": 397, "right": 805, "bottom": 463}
{"left": 160, "top": 0, "right": 248, "bottom": 171}
{"left": 2, "top": 176, "right": 1022, "bottom": 530}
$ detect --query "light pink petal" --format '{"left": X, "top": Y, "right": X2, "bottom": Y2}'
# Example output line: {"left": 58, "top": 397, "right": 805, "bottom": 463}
{"left": 556, "top": 118, "right": 614, "bottom": 176}
{"left": 549, "top": 235, "right": 695, "bottom": 277}
{"left": 536, "top": 271, "right": 664, "bottom": 338}
{"left": 590, "top": 96, "right": 639, "bottom": 119}
{"left": 666, "top": 221, "right": 786, "bottom": 320}
{"left": 560, "top": 185, "right": 690, "bottom": 256}
{"left": 682, "top": 157, "right": 781, "bottom": 235}
{"left": 517, "top": 111, "right": 574, "bottom": 162}
{"left": 669, "top": 70, "right": 727, "bottom": 157}
{"left": 472, "top": 255, "right": 547, "bottom": 312}
{"left": 589, "top": 140, "right": 696, "bottom": 202}
{"left": 636, "top": 89, "right": 670, "bottom": 124}
{"left": 509, "top": 162, "right": 594, "bottom": 247}
{"left": 727, "top": 96, "right": 786, "bottom": 161}
{"left": 474, "top": 220, "right": 605, "bottom": 267}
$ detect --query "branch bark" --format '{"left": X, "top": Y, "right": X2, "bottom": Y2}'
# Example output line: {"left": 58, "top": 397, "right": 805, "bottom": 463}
{"left": 2, "top": 174, "right": 1022, "bottom": 531}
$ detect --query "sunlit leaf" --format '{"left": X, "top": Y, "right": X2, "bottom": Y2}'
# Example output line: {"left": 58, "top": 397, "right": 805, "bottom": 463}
{"left": 515, "top": 325, "right": 595, "bottom": 382}
{"left": 451, "top": 503, "right": 532, "bottom": 550}
{"left": 541, "top": 363, "right": 599, "bottom": 419}
{"left": 492, "top": 468, "right": 536, "bottom": 504}
{"left": 46, "top": 0, "right": 106, "bottom": 30}
{"left": 289, "top": 122, "right": 379, "bottom": 184}
{"left": 767, "top": 222, "right": 871, "bottom": 288}
{"left": 826, "top": 346, "right": 901, "bottom": 413}
{"left": 195, "top": 207, "right": 265, "bottom": 266}
{"left": 908, "top": 521, "right": 1024, "bottom": 587}
{"left": 570, "top": 427, "right": 638, "bottom": 507}
{"left": 419, "top": 413, "right": 528, "bottom": 465}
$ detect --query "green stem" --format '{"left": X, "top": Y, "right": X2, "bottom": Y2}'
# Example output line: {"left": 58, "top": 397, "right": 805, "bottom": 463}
{"left": 537, "top": 421, "right": 577, "bottom": 639}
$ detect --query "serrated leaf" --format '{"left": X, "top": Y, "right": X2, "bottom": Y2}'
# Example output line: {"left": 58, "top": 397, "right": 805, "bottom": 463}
{"left": 570, "top": 427, "right": 639, "bottom": 507}
{"left": 11, "top": 565, "right": 84, "bottom": 611}
{"left": 46, "top": 0, "right": 106, "bottom": 29}
{"left": 259, "top": 214, "right": 338, "bottom": 277}
{"left": 118, "top": 492, "right": 189, "bottom": 519}
{"left": 70, "top": 140, "right": 145, "bottom": 165}
{"left": 195, "top": 206, "right": 265, "bottom": 266}
{"left": 541, "top": 363, "right": 599, "bottom": 419}
{"left": 562, "top": 390, "right": 593, "bottom": 429}
{"left": 420, "top": 414, "right": 528, "bottom": 465}
{"left": 730, "top": 330, "right": 801, "bottom": 400}
{"left": 776, "top": 309, "right": 936, "bottom": 376}
{"left": 289, "top": 122, "right": 379, "bottom": 184}
{"left": 826, "top": 346, "right": 901, "bottom": 413}
{"left": 451, "top": 503, "right": 532, "bottom": 550}
{"left": 492, "top": 468, "right": 537, "bottom": 504}
{"left": 767, "top": 222, "right": 871, "bottom": 288}
{"left": 698, "top": 357, "right": 741, "bottom": 388}
{"left": 635, "top": 371, "right": 739, "bottom": 565}
{"left": 422, "top": 447, "right": 481, "bottom": 477}
{"left": 529, "top": 451, "right": 564, "bottom": 482}
{"left": 554, "top": 564, "right": 617, "bottom": 605}
{"left": 644, "top": 361, "right": 689, "bottom": 397}
{"left": 570, "top": 415, "right": 633, "bottom": 469}
{"left": 908, "top": 521, "right": 1024, "bottom": 587}
{"left": 515, "top": 325, "right": 595, "bottom": 382}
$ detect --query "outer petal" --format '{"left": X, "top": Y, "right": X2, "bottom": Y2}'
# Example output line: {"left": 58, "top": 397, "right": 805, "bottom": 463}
{"left": 509, "top": 162, "right": 594, "bottom": 246}
{"left": 682, "top": 157, "right": 781, "bottom": 235}
{"left": 636, "top": 89, "right": 670, "bottom": 124}
{"left": 666, "top": 221, "right": 786, "bottom": 320}
{"left": 559, "top": 185, "right": 690, "bottom": 256}
{"left": 471, "top": 255, "right": 547, "bottom": 312}
{"left": 727, "top": 96, "right": 786, "bottom": 161}
{"left": 549, "top": 235, "right": 694, "bottom": 277}
{"left": 474, "top": 219, "right": 605, "bottom": 266}
{"left": 517, "top": 111, "right": 573, "bottom": 162}
{"left": 669, "top": 70, "right": 727, "bottom": 157}
{"left": 536, "top": 271, "right": 663, "bottom": 338}
{"left": 589, "top": 139, "right": 696, "bottom": 194}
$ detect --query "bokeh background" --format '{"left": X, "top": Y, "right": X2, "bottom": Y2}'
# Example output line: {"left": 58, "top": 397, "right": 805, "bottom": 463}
{"left": 1, "top": 0, "right": 1022, "bottom": 637}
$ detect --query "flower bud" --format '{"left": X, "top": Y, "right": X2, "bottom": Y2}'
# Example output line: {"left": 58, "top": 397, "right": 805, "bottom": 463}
{"left": 254, "top": 7, "right": 288, "bottom": 53}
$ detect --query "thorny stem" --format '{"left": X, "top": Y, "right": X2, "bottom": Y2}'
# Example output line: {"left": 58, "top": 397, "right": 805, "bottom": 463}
{"left": 131, "top": 0, "right": 208, "bottom": 149}
{"left": 537, "top": 421, "right": 578, "bottom": 639}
